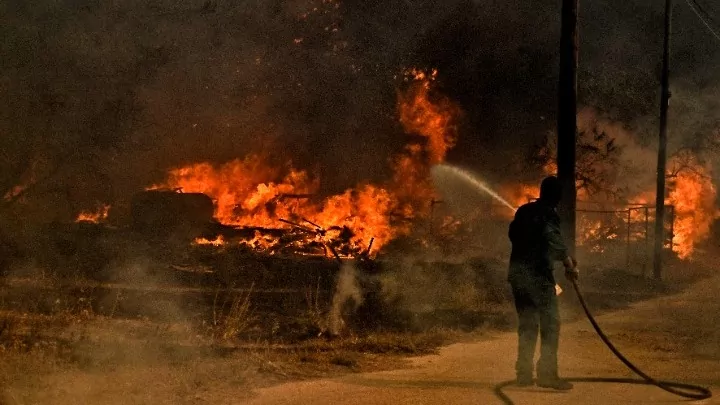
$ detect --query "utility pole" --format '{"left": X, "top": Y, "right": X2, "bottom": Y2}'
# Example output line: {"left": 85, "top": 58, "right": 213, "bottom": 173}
{"left": 653, "top": 0, "right": 672, "bottom": 280}
{"left": 558, "top": 0, "right": 579, "bottom": 255}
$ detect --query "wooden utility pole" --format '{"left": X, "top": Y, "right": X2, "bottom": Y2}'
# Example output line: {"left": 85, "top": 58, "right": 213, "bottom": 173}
{"left": 558, "top": 0, "right": 579, "bottom": 254}
{"left": 653, "top": 0, "right": 672, "bottom": 280}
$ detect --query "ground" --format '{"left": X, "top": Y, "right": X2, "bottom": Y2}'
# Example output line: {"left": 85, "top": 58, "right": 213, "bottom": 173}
{"left": 244, "top": 275, "right": 720, "bottom": 404}
{"left": 1, "top": 263, "right": 718, "bottom": 405}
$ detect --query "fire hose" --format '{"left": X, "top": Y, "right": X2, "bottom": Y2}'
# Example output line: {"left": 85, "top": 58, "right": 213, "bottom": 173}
{"left": 493, "top": 278, "right": 713, "bottom": 404}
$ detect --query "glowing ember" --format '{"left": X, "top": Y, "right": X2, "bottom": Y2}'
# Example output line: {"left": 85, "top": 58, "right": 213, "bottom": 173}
{"left": 76, "top": 204, "right": 111, "bottom": 223}
{"left": 3, "top": 185, "right": 26, "bottom": 202}
{"left": 195, "top": 236, "right": 225, "bottom": 246}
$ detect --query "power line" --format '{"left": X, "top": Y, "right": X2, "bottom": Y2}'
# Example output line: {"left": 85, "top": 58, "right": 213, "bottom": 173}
{"left": 684, "top": 0, "right": 720, "bottom": 42}
{"left": 692, "top": 0, "right": 720, "bottom": 26}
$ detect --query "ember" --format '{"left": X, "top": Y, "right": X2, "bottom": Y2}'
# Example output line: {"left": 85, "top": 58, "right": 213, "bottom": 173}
{"left": 76, "top": 204, "right": 111, "bottom": 224}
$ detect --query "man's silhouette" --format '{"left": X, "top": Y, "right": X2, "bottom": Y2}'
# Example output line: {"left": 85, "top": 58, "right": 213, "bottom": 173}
{"left": 508, "top": 176, "right": 579, "bottom": 390}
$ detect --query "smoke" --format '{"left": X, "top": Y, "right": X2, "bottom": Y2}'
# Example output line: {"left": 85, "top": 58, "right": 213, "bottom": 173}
{"left": 1, "top": 0, "right": 719, "bottom": 225}
{"left": 578, "top": 108, "right": 658, "bottom": 198}
{"left": 378, "top": 257, "right": 509, "bottom": 315}
{"left": 327, "top": 261, "right": 363, "bottom": 335}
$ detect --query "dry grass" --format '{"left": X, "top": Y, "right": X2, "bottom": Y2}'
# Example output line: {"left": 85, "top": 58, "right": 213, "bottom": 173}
{"left": 0, "top": 309, "right": 445, "bottom": 405}
{"left": 1, "top": 252, "right": 705, "bottom": 404}
{"left": 207, "top": 283, "right": 256, "bottom": 343}
{"left": 303, "top": 277, "right": 327, "bottom": 334}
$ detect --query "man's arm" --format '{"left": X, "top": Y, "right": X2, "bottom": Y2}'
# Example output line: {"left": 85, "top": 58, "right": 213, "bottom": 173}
{"left": 543, "top": 214, "right": 569, "bottom": 261}
{"left": 543, "top": 214, "right": 578, "bottom": 278}
{"left": 508, "top": 205, "right": 526, "bottom": 243}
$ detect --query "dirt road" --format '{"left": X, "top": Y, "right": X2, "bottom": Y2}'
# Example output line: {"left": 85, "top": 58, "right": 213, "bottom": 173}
{"left": 246, "top": 277, "right": 720, "bottom": 405}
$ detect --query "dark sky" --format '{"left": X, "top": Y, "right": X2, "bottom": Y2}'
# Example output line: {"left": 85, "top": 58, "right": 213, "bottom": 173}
{"left": 1, "top": 0, "right": 719, "bottom": 221}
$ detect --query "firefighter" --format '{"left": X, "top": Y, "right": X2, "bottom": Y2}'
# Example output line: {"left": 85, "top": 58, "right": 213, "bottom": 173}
{"left": 507, "top": 176, "right": 579, "bottom": 390}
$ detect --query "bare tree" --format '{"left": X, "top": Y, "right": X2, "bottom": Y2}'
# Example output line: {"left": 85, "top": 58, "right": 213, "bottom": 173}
{"left": 533, "top": 127, "right": 624, "bottom": 201}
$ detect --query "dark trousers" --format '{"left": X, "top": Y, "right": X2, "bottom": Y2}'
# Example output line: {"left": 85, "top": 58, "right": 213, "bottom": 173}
{"left": 510, "top": 280, "right": 560, "bottom": 380}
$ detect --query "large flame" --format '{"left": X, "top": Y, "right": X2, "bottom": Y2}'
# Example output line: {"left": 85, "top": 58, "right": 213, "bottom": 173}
{"left": 397, "top": 68, "right": 459, "bottom": 164}
{"left": 503, "top": 152, "right": 719, "bottom": 260}
{"left": 151, "top": 160, "right": 398, "bottom": 253}
{"left": 666, "top": 156, "right": 720, "bottom": 259}
{"left": 149, "top": 68, "right": 461, "bottom": 256}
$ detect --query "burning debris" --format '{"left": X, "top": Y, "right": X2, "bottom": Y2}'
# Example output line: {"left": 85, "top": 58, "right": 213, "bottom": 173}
{"left": 143, "top": 69, "right": 462, "bottom": 258}
{"left": 66, "top": 72, "right": 717, "bottom": 265}
{"left": 503, "top": 111, "right": 720, "bottom": 260}
{"left": 75, "top": 204, "right": 111, "bottom": 224}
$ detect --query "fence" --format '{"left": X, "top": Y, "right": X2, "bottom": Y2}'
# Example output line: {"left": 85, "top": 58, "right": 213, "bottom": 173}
{"left": 576, "top": 203, "right": 675, "bottom": 275}
{"left": 428, "top": 198, "right": 677, "bottom": 275}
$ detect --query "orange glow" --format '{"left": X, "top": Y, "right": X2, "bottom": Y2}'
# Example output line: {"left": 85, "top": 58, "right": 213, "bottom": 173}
{"left": 3, "top": 185, "right": 26, "bottom": 202}
{"left": 76, "top": 204, "right": 111, "bottom": 223}
{"left": 151, "top": 159, "right": 397, "bottom": 254}
{"left": 502, "top": 184, "right": 539, "bottom": 209}
{"left": 152, "top": 68, "right": 460, "bottom": 257}
{"left": 398, "top": 68, "right": 459, "bottom": 164}
{"left": 194, "top": 236, "right": 225, "bottom": 246}
{"left": 503, "top": 153, "right": 719, "bottom": 259}
{"left": 666, "top": 156, "right": 720, "bottom": 259}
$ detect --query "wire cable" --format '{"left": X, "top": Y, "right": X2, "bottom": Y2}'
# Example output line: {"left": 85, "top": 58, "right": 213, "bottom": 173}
{"left": 691, "top": 0, "right": 720, "bottom": 26}
{"left": 493, "top": 279, "right": 713, "bottom": 404}
{"left": 684, "top": 0, "right": 720, "bottom": 42}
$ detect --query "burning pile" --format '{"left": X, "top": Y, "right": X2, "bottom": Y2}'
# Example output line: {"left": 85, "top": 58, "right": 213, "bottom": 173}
{"left": 72, "top": 73, "right": 718, "bottom": 262}
{"left": 146, "top": 68, "right": 460, "bottom": 257}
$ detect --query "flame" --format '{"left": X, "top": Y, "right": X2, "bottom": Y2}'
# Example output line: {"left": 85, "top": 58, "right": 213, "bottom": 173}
{"left": 151, "top": 68, "right": 460, "bottom": 257}
{"left": 195, "top": 236, "right": 225, "bottom": 246}
{"left": 398, "top": 68, "right": 459, "bottom": 164}
{"left": 391, "top": 68, "right": 462, "bottom": 216}
{"left": 76, "top": 204, "right": 111, "bottom": 223}
{"left": 666, "top": 156, "right": 720, "bottom": 259}
{"left": 152, "top": 160, "right": 396, "bottom": 253}
{"left": 503, "top": 153, "right": 719, "bottom": 259}
{"left": 151, "top": 157, "right": 318, "bottom": 228}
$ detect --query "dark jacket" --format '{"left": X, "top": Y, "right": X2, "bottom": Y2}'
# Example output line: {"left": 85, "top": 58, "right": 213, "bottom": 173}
{"left": 508, "top": 200, "right": 568, "bottom": 285}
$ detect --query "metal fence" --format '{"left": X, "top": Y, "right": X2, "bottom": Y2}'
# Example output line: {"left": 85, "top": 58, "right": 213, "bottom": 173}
{"left": 427, "top": 198, "right": 677, "bottom": 275}
{"left": 577, "top": 203, "right": 675, "bottom": 275}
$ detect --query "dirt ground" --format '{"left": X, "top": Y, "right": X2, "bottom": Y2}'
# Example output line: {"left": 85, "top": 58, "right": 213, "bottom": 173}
{"left": 243, "top": 274, "right": 720, "bottom": 405}
{"left": 1, "top": 269, "right": 718, "bottom": 405}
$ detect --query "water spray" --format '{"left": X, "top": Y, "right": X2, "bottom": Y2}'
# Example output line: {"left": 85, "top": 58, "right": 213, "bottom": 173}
{"left": 427, "top": 164, "right": 711, "bottom": 402}
{"left": 430, "top": 164, "right": 517, "bottom": 211}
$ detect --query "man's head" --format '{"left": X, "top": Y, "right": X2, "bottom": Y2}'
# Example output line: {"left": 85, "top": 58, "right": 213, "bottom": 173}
{"left": 539, "top": 176, "right": 562, "bottom": 207}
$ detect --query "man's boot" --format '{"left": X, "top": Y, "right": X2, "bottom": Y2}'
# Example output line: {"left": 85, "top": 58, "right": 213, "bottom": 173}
{"left": 515, "top": 374, "right": 534, "bottom": 387}
{"left": 536, "top": 376, "right": 573, "bottom": 390}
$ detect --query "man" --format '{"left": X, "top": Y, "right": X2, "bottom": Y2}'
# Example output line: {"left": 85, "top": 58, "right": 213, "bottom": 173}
{"left": 508, "top": 176, "right": 579, "bottom": 390}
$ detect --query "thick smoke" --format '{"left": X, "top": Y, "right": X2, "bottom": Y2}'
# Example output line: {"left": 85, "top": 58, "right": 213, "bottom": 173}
{"left": 1, "top": 0, "right": 719, "bottom": 225}
{"left": 327, "top": 261, "right": 363, "bottom": 335}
